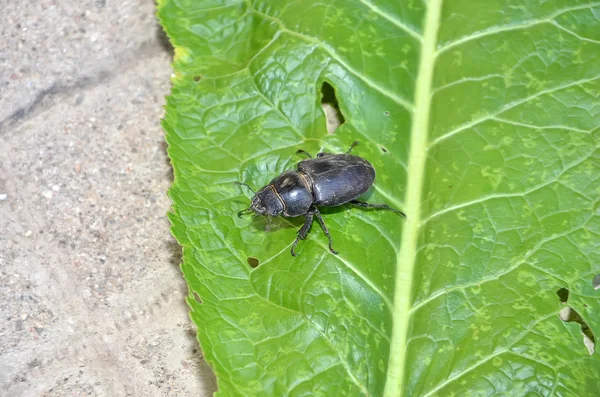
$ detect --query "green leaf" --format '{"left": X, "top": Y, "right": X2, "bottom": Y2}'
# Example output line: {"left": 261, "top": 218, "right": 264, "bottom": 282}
{"left": 158, "top": 0, "right": 600, "bottom": 395}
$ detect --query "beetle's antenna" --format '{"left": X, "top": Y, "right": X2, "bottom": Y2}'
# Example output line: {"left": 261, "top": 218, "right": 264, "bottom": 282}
{"left": 347, "top": 140, "right": 359, "bottom": 153}
{"left": 234, "top": 182, "right": 256, "bottom": 194}
{"left": 237, "top": 207, "right": 254, "bottom": 217}
{"left": 296, "top": 149, "right": 312, "bottom": 158}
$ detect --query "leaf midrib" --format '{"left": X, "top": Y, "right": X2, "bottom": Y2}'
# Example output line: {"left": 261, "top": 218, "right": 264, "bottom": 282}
{"left": 384, "top": 1, "right": 443, "bottom": 396}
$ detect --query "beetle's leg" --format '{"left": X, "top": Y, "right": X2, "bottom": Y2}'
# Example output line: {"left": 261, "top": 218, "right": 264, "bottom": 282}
{"left": 265, "top": 216, "right": 272, "bottom": 232}
{"left": 316, "top": 141, "right": 359, "bottom": 157}
{"left": 291, "top": 211, "right": 314, "bottom": 256}
{"left": 346, "top": 140, "right": 359, "bottom": 153}
{"left": 350, "top": 200, "right": 406, "bottom": 218}
{"left": 296, "top": 149, "right": 312, "bottom": 158}
{"left": 313, "top": 207, "right": 339, "bottom": 255}
{"left": 237, "top": 207, "right": 253, "bottom": 217}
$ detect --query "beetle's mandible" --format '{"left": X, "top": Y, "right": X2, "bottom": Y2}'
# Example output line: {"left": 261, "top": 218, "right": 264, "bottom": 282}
{"left": 237, "top": 141, "right": 406, "bottom": 256}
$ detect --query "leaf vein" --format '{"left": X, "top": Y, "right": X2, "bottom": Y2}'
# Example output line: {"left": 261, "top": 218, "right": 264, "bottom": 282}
{"left": 248, "top": 7, "right": 415, "bottom": 111}
{"left": 421, "top": 150, "right": 594, "bottom": 224}
{"left": 355, "top": 0, "right": 422, "bottom": 40}
{"left": 420, "top": 312, "right": 557, "bottom": 397}
{"left": 428, "top": 74, "right": 600, "bottom": 148}
{"left": 436, "top": 2, "right": 600, "bottom": 55}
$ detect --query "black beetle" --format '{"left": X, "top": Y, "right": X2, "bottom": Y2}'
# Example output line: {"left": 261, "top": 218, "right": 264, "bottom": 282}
{"left": 237, "top": 141, "right": 405, "bottom": 256}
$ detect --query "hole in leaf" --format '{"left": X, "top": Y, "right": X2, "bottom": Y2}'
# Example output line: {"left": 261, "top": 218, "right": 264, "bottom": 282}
{"left": 384, "top": 110, "right": 390, "bottom": 116}
{"left": 192, "top": 291, "right": 203, "bottom": 304}
{"left": 559, "top": 307, "right": 595, "bottom": 355}
{"left": 380, "top": 147, "right": 388, "bottom": 153}
{"left": 556, "top": 287, "right": 570, "bottom": 304}
{"left": 320, "top": 81, "right": 345, "bottom": 134}
{"left": 193, "top": 75, "right": 202, "bottom": 82}
{"left": 593, "top": 274, "right": 600, "bottom": 290}
{"left": 247, "top": 257, "right": 259, "bottom": 268}
{"left": 583, "top": 304, "right": 588, "bottom": 308}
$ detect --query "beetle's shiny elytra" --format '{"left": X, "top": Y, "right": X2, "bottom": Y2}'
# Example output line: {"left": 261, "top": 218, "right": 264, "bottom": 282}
{"left": 238, "top": 141, "right": 406, "bottom": 256}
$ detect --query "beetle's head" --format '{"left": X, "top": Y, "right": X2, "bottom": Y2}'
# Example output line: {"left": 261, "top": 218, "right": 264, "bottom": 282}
{"left": 238, "top": 185, "right": 284, "bottom": 218}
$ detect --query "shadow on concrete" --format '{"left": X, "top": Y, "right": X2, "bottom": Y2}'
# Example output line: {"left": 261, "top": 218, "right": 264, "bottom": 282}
{"left": 156, "top": 24, "right": 174, "bottom": 55}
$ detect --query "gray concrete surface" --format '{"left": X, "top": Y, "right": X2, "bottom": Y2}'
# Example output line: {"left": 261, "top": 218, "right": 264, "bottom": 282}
{"left": 0, "top": 0, "right": 217, "bottom": 395}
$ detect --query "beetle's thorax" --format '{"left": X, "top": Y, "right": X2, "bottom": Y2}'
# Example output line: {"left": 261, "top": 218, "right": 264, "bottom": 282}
{"left": 269, "top": 170, "right": 313, "bottom": 217}
{"left": 297, "top": 171, "right": 313, "bottom": 194}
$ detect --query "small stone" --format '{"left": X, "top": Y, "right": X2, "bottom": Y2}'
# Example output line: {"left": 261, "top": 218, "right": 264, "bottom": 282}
{"left": 52, "top": 185, "right": 60, "bottom": 192}
{"left": 0, "top": 194, "right": 7, "bottom": 201}
{"left": 24, "top": 230, "right": 33, "bottom": 237}
{"left": 42, "top": 190, "right": 53, "bottom": 199}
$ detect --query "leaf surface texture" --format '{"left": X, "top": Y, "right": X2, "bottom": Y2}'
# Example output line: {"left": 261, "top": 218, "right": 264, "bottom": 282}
{"left": 158, "top": 1, "right": 600, "bottom": 395}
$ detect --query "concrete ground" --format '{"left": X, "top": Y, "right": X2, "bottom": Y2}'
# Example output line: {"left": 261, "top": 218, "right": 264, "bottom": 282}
{"left": 0, "top": 0, "right": 217, "bottom": 395}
